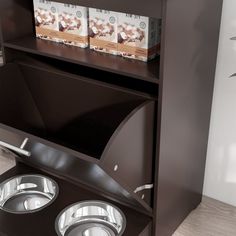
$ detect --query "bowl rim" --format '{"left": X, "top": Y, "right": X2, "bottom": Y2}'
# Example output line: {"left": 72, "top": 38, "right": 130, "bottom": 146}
{"left": 55, "top": 200, "right": 127, "bottom": 236}
{"left": 0, "top": 174, "right": 59, "bottom": 214}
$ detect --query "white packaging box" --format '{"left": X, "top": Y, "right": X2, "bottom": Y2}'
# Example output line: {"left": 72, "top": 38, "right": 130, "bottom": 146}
{"left": 89, "top": 8, "right": 118, "bottom": 55}
{"left": 33, "top": 0, "right": 59, "bottom": 42}
{"left": 57, "top": 3, "right": 88, "bottom": 48}
{"left": 117, "top": 13, "right": 161, "bottom": 61}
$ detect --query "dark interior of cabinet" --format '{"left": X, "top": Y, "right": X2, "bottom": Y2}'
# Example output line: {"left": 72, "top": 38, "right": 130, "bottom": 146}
{"left": 0, "top": 63, "right": 153, "bottom": 159}
{"left": 7, "top": 50, "right": 159, "bottom": 97}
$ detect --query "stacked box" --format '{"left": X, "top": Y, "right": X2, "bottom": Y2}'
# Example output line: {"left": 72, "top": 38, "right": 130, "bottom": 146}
{"left": 57, "top": 4, "right": 88, "bottom": 48}
{"left": 34, "top": 0, "right": 59, "bottom": 42}
{"left": 89, "top": 8, "right": 118, "bottom": 55}
{"left": 117, "top": 13, "right": 161, "bottom": 61}
{"left": 33, "top": 2, "right": 161, "bottom": 61}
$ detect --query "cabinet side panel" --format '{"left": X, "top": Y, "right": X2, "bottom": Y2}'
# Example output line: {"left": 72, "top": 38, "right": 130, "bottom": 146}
{"left": 155, "top": 0, "right": 223, "bottom": 235}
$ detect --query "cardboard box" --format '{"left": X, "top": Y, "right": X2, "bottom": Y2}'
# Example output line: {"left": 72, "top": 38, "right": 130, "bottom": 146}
{"left": 89, "top": 8, "right": 118, "bottom": 55}
{"left": 117, "top": 13, "right": 161, "bottom": 61}
{"left": 34, "top": 0, "right": 59, "bottom": 42}
{"left": 57, "top": 4, "right": 88, "bottom": 48}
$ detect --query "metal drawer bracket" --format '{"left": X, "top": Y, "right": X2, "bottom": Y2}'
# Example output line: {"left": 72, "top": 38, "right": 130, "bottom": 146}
{"left": 0, "top": 138, "right": 31, "bottom": 157}
{"left": 134, "top": 184, "right": 154, "bottom": 194}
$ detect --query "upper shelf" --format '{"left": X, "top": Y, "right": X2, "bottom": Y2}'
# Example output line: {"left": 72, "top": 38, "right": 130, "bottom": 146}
{"left": 4, "top": 37, "right": 159, "bottom": 84}
{"left": 52, "top": 0, "right": 162, "bottom": 18}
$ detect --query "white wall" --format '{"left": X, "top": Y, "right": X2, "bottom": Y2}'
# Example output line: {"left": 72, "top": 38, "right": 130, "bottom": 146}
{"left": 203, "top": 0, "right": 236, "bottom": 206}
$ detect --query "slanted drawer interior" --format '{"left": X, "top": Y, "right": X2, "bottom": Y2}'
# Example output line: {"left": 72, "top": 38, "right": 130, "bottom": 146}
{"left": 0, "top": 63, "right": 152, "bottom": 160}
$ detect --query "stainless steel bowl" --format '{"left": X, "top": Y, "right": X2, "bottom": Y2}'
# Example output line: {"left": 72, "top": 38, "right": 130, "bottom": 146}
{"left": 55, "top": 201, "right": 126, "bottom": 236}
{"left": 0, "top": 174, "right": 59, "bottom": 213}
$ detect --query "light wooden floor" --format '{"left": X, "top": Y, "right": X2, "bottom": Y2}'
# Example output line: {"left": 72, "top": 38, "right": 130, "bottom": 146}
{"left": 174, "top": 196, "right": 236, "bottom": 236}
{"left": 0, "top": 152, "right": 16, "bottom": 175}
{"left": 0, "top": 154, "right": 236, "bottom": 235}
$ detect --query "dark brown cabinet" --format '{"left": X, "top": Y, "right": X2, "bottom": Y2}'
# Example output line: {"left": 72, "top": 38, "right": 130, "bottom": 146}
{"left": 0, "top": 0, "right": 223, "bottom": 235}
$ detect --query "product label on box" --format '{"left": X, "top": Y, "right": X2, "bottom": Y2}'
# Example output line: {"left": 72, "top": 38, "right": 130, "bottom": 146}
{"left": 118, "top": 44, "right": 158, "bottom": 58}
{"left": 89, "top": 38, "right": 117, "bottom": 52}
{"left": 34, "top": 1, "right": 88, "bottom": 48}
{"left": 89, "top": 8, "right": 118, "bottom": 55}
{"left": 57, "top": 3, "right": 88, "bottom": 47}
{"left": 117, "top": 13, "right": 160, "bottom": 61}
{"left": 36, "top": 27, "right": 88, "bottom": 44}
{"left": 34, "top": 0, "right": 59, "bottom": 42}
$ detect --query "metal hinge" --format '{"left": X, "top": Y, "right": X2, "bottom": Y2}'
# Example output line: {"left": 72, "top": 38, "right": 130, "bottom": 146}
{"left": 134, "top": 184, "right": 154, "bottom": 194}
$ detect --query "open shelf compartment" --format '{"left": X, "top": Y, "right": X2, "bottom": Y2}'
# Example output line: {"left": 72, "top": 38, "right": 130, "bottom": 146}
{"left": 0, "top": 0, "right": 160, "bottom": 83}
{"left": 0, "top": 62, "right": 155, "bottom": 212}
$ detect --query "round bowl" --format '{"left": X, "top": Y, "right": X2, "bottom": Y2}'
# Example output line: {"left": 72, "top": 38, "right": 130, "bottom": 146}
{"left": 0, "top": 174, "right": 59, "bottom": 214}
{"left": 55, "top": 200, "right": 126, "bottom": 236}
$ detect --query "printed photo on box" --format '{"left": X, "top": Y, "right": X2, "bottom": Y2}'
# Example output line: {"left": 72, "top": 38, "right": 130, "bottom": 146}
{"left": 57, "top": 4, "right": 88, "bottom": 48}
{"left": 34, "top": 0, "right": 59, "bottom": 42}
{"left": 117, "top": 13, "right": 161, "bottom": 61}
{"left": 89, "top": 8, "right": 118, "bottom": 55}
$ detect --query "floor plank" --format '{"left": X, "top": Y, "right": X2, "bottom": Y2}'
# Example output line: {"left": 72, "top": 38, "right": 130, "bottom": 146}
{"left": 174, "top": 196, "right": 236, "bottom": 236}
{"left": 0, "top": 152, "right": 16, "bottom": 175}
